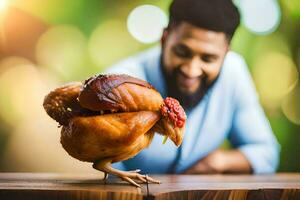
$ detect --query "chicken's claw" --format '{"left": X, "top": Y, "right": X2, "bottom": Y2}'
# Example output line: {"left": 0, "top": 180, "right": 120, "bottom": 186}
{"left": 120, "top": 171, "right": 160, "bottom": 187}
{"left": 93, "top": 161, "right": 160, "bottom": 187}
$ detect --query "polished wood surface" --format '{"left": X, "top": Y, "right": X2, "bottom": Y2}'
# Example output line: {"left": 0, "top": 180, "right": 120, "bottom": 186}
{"left": 0, "top": 173, "right": 299, "bottom": 199}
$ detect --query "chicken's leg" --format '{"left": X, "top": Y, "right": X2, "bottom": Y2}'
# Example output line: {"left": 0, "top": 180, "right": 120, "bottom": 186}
{"left": 93, "top": 160, "right": 160, "bottom": 187}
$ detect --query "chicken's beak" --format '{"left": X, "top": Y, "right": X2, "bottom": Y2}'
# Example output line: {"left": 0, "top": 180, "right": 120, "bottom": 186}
{"left": 168, "top": 127, "right": 184, "bottom": 146}
{"left": 161, "top": 119, "right": 185, "bottom": 147}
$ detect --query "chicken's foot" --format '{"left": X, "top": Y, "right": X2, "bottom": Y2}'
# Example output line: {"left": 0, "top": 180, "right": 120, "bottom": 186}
{"left": 93, "top": 161, "right": 160, "bottom": 187}
{"left": 103, "top": 172, "right": 108, "bottom": 184}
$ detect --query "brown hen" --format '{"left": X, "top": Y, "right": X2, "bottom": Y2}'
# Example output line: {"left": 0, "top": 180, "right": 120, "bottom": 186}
{"left": 43, "top": 74, "right": 186, "bottom": 187}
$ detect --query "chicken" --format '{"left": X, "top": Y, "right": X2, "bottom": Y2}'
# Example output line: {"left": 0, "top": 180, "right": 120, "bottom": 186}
{"left": 43, "top": 74, "right": 186, "bottom": 187}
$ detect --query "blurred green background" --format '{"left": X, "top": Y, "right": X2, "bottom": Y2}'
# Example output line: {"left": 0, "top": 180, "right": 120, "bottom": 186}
{"left": 0, "top": 0, "right": 299, "bottom": 173}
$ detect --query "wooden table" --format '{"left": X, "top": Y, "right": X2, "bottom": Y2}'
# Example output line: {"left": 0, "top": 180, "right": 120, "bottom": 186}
{"left": 0, "top": 173, "right": 299, "bottom": 200}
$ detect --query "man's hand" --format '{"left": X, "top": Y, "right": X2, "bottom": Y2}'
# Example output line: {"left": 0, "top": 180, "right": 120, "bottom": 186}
{"left": 183, "top": 149, "right": 252, "bottom": 174}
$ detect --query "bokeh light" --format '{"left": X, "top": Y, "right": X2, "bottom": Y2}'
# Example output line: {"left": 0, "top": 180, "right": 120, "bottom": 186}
{"left": 36, "top": 25, "right": 88, "bottom": 81}
{"left": 282, "top": 85, "right": 300, "bottom": 125}
{"left": 127, "top": 5, "right": 168, "bottom": 43}
{"left": 0, "top": 56, "right": 99, "bottom": 173}
{"left": 253, "top": 52, "right": 298, "bottom": 110}
{"left": 238, "top": 0, "right": 281, "bottom": 35}
{"left": 248, "top": 34, "right": 291, "bottom": 68}
{"left": 89, "top": 20, "right": 140, "bottom": 69}
{"left": 0, "top": 56, "right": 32, "bottom": 68}
{"left": 0, "top": 0, "right": 7, "bottom": 11}
{"left": 0, "top": 57, "right": 57, "bottom": 126}
{"left": 2, "top": 119, "right": 98, "bottom": 173}
{"left": 0, "top": 57, "right": 44, "bottom": 125}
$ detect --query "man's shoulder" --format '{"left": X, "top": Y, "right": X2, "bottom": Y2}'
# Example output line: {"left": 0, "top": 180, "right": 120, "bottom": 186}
{"left": 213, "top": 51, "right": 253, "bottom": 97}
{"left": 104, "top": 46, "right": 161, "bottom": 79}
{"left": 221, "top": 51, "right": 258, "bottom": 103}
{"left": 220, "top": 51, "right": 251, "bottom": 84}
{"left": 223, "top": 51, "right": 248, "bottom": 73}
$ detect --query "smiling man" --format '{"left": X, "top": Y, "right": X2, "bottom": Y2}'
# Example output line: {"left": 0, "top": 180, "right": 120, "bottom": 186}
{"left": 106, "top": 0, "right": 280, "bottom": 174}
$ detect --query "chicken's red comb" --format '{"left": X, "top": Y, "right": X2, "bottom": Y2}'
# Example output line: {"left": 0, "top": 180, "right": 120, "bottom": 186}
{"left": 160, "top": 97, "right": 186, "bottom": 128}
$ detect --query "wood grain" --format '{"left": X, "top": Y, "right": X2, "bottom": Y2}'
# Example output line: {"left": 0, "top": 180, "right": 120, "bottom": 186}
{"left": 0, "top": 173, "right": 299, "bottom": 200}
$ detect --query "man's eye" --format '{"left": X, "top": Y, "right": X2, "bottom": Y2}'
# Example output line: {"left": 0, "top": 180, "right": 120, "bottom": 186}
{"left": 202, "top": 55, "right": 215, "bottom": 63}
{"left": 173, "top": 45, "right": 192, "bottom": 58}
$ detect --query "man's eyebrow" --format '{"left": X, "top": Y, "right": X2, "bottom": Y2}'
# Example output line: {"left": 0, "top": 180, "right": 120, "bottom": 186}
{"left": 174, "top": 43, "right": 190, "bottom": 49}
{"left": 202, "top": 53, "right": 219, "bottom": 58}
{"left": 172, "top": 43, "right": 193, "bottom": 53}
{"left": 175, "top": 42, "right": 221, "bottom": 58}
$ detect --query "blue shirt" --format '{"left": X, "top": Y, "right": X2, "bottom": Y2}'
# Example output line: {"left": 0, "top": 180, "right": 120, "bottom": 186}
{"left": 105, "top": 46, "right": 280, "bottom": 174}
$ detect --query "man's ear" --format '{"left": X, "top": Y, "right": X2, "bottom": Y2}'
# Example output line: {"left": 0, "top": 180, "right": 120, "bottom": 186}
{"left": 225, "top": 45, "right": 230, "bottom": 52}
{"left": 225, "top": 37, "right": 231, "bottom": 52}
{"left": 160, "top": 28, "right": 169, "bottom": 47}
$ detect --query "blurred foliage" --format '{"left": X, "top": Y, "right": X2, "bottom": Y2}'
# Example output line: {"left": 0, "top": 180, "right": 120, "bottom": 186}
{"left": 0, "top": 0, "right": 299, "bottom": 172}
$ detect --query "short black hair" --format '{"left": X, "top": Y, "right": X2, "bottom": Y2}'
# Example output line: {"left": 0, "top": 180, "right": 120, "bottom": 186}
{"left": 168, "top": 0, "right": 240, "bottom": 41}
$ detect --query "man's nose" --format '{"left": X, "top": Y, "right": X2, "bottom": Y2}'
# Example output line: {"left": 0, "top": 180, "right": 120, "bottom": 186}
{"left": 181, "top": 56, "right": 203, "bottom": 78}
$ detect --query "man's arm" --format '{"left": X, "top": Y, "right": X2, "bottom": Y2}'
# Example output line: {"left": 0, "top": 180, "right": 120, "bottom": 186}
{"left": 226, "top": 55, "right": 280, "bottom": 174}
{"left": 184, "top": 149, "right": 252, "bottom": 174}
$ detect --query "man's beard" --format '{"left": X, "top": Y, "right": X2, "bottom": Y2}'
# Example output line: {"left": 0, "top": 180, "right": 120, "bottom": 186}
{"left": 161, "top": 65, "right": 216, "bottom": 110}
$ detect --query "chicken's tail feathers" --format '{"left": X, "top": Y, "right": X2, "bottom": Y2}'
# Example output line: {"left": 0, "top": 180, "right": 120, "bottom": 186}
{"left": 43, "top": 82, "right": 85, "bottom": 126}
